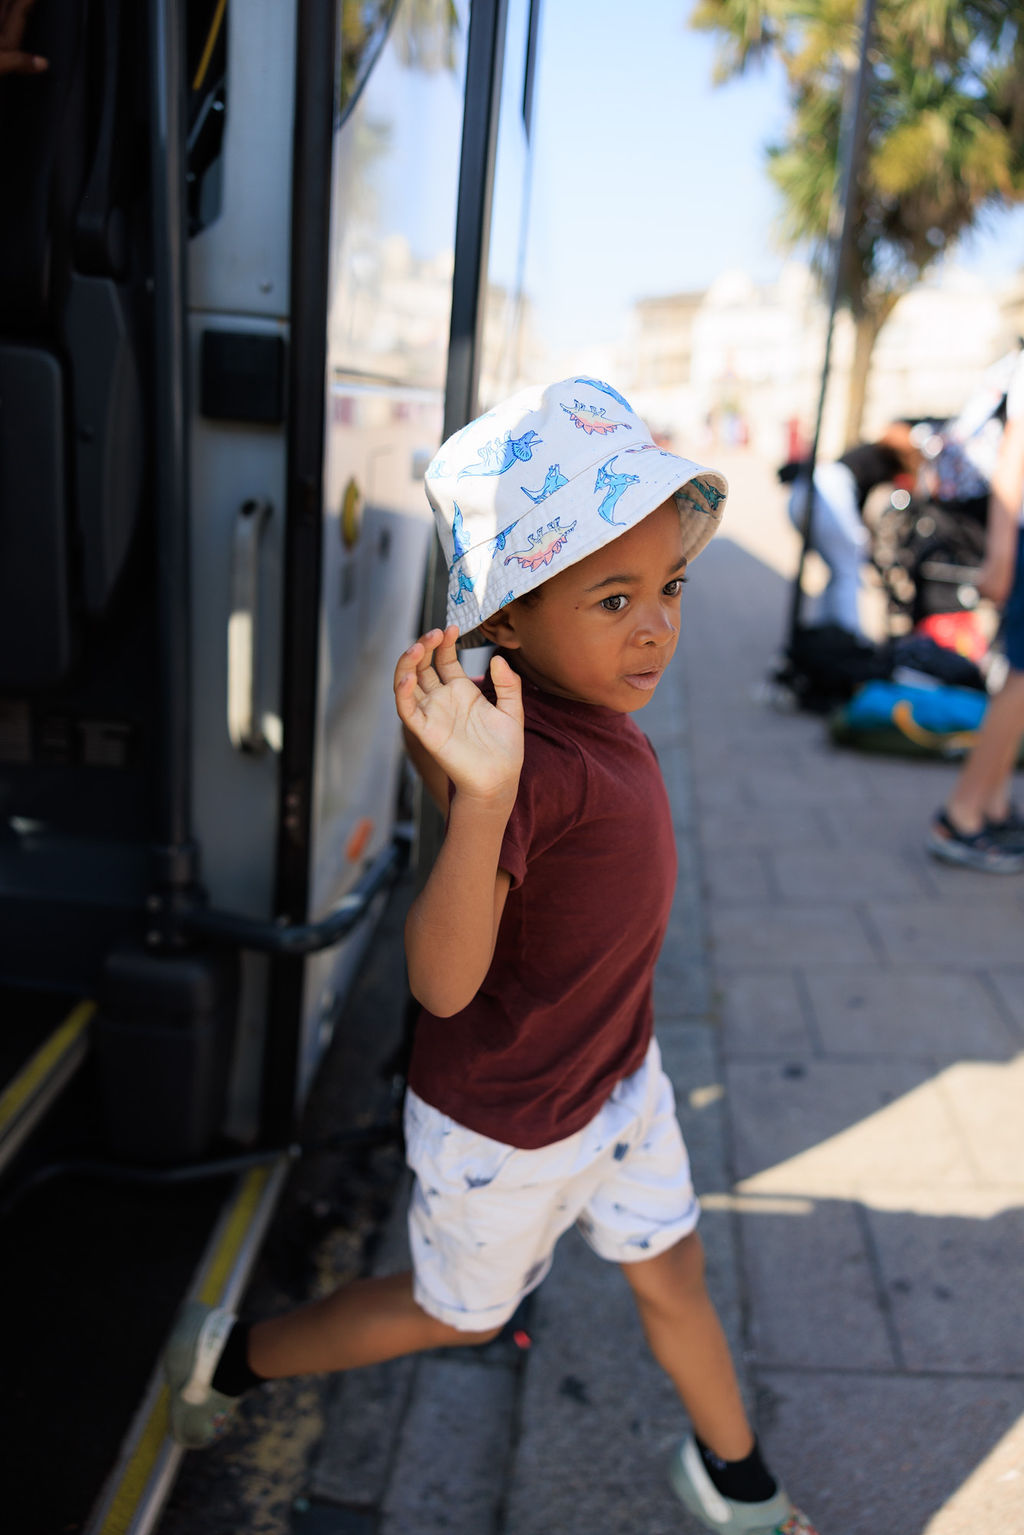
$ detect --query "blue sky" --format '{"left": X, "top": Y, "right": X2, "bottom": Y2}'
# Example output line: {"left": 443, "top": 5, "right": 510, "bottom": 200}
{"left": 521, "top": 0, "right": 1024, "bottom": 350}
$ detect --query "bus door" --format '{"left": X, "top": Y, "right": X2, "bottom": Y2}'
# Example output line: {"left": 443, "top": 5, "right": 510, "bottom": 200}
{"left": 288, "top": 0, "right": 474, "bottom": 1118}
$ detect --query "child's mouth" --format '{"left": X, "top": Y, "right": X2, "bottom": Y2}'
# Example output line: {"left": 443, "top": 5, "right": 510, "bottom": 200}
{"left": 623, "top": 669, "right": 662, "bottom": 691}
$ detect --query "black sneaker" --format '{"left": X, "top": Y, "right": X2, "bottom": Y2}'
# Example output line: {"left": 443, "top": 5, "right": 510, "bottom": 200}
{"left": 928, "top": 809, "right": 1024, "bottom": 873}
{"left": 985, "top": 803, "right": 1024, "bottom": 850}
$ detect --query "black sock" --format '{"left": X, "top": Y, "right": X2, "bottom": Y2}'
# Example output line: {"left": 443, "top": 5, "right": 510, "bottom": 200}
{"left": 695, "top": 1435, "right": 778, "bottom": 1503}
{"left": 211, "top": 1321, "right": 265, "bottom": 1397}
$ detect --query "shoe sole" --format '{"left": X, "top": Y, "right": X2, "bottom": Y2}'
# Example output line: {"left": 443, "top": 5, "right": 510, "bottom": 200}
{"left": 927, "top": 831, "right": 1024, "bottom": 873}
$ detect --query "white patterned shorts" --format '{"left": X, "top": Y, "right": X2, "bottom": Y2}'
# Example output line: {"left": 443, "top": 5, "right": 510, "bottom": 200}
{"left": 403, "top": 1038, "right": 700, "bottom": 1332}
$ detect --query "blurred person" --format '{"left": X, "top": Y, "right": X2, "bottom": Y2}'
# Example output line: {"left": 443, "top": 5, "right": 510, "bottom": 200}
{"left": 928, "top": 350, "right": 1024, "bottom": 873}
{"left": 785, "top": 423, "right": 921, "bottom": 638}
{"left": 920, "top": 344, "right": 1023, "bottom": 522}
{"left": 0, "top": 0, "right": 47, "bottom": 76}
{"left": 164, "top": 378, "right": 819, "bottom": 1535}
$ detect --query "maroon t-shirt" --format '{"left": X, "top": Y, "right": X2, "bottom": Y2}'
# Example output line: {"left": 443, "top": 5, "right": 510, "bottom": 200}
{"left": 407, "top": 669, "right": 678, "bottom": 1149}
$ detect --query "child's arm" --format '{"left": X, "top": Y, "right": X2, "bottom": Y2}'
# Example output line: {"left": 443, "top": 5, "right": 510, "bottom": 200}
{"left": 393, "top": 625, "right": 523, "bottom": 1017}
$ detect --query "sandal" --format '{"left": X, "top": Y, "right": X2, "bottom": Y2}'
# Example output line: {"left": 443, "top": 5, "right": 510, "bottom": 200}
{"left": 928, "top": 809, "right": 1024, "bottom": 873}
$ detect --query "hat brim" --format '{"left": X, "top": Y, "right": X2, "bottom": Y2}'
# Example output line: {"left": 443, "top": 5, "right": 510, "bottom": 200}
{"left": 445, "top": 449, "right": 727, "bottom": 632}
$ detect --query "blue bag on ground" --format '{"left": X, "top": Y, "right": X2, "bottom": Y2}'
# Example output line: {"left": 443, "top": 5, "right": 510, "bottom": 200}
{"left": 829, "top": 679, "right": 987, "bottom": 758}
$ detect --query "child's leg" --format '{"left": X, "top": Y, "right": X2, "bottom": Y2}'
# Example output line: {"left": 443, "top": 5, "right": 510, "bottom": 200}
{"left": 247, "top": 1269, "right": 500, "bottom": 1378}
{"left": 621, "top": 1229, "right": 752, "bottom": 1461}
{"left": 166, "top": 1271, "right": 500, "bottom": 1449}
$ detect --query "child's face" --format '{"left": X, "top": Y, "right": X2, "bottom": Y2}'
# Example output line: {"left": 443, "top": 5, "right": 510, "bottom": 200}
{"left": 485, "top": 498, "right": 687, "bottom": 712}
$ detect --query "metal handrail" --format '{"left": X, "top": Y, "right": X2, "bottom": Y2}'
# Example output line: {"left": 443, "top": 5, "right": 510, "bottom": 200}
{"left": 179, "top": 832, "right": 409, "bottom": 955}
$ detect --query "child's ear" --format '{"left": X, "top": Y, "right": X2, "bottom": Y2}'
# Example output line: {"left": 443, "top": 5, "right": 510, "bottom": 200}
{"left": 479, "top": 605, "right": 522, "bottom": 650}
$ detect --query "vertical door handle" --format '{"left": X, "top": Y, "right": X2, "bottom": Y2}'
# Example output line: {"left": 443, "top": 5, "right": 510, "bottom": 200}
{"left": 227, "top": 497, "right": 272, "bottom": 752}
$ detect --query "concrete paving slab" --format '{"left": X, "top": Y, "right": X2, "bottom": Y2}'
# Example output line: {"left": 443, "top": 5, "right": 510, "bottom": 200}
{"left": 653, "top": 1022, "right": 745, "bottom": 1347}
{"left": 742, "top": 762, "right": 873, "bottom": 809}
{"left": 738, "top": 1196, "right": 896, "bottom": 1372}
{"left": 840, "top": 751, "right": 961, "bottom": 800}
{"left": 653, "top": 958, "right": 712, "bottom": 1021}
{"left": 710, "top": 905, "right": 878, "bottom": 969}
{"left": 725, "top": 1060, "right": 977, "bottom": 1194}
{"left": 656, "top": 1024, "right": 729, "bottom": 1189}
{"left": 755, "top": 1368, "right": 1024, "bottom": 1535}
{"left": 702, "top": 848, "right": 776, "bottom": 905}
{"left": 662, "top": 873, "right": 706, "bottom": 960}
{"left": 698, "top": 804, "right": 836, "bottom": 851}
{"left": 989, "top": 968, "right": 1024, "bottom": 1036}
{"left": 311, "top": 1356, "right": 416, "bottom": 1510}
{"left": 689, "top": 740, "right": 812, "bottom": 779}
{"left": 867, "top": 898, "right": 1024, "bottom": 966}
{"left": 768, "top": 847, "right": 929, "bottom": 901}
{"left": 936, "top": 1055, "right": 1024, "bottom": 1183}
{"left": 379, "top": 1356, "right": 518, "bottom": 1535}
{"left": 815, "top": 802, "right": 961, "bottom": 854}
{"left": 718, "top": 971, "right": 816, "bottom": 1056}
{"left": 801, "top": 967, "right": 1018, "bottom": 1060}
{"left": 863, "top": 1191, "right": 1024, "bottom": 1374}
{"left": 310, "top": 1183, "right": 415, "bottom": 1510}
{"left": 503, "top": 1232, "right": 713, "bottom": 1535}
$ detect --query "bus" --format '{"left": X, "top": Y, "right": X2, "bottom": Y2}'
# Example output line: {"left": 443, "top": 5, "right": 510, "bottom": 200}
{"left": 0, "top": 1, "right": 540, "bottom": 1529}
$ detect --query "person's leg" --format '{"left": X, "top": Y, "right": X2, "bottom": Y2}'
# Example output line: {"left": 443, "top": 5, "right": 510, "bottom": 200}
{"left": 621, "top": 1230, "right": 752, "bottom": 1460}
{"left": 810, "top": 463, "right": 870, "bottom": 636}
{"left": 248, "top": 1269, "right": 499, "bottom": 1378}
{"left": 944, "top": 666, "right": 1024, "bottom": 831}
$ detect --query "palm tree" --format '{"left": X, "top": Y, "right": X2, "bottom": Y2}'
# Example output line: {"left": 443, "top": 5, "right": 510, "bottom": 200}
{"left": 691, "top": 0, "right": 1024, "bottom": 442}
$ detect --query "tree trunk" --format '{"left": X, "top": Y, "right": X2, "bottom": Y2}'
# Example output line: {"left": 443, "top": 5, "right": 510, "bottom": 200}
{"left": 842, "top": 294, "right": 899, "bottom": 446}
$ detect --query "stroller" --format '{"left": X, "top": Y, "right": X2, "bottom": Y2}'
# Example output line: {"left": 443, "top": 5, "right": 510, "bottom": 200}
{"left": 872, "top": 350, "right": 1024, "bottom": 628}
{"left": 869, "top": 485, "right": 987, "bottom": 629}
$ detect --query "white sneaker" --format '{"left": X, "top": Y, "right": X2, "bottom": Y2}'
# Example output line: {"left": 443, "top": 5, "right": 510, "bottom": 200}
{"left": 668, "top": 1437, "right": 820, "bottom": 1534}
{"left": 163, "top": 1303, "right": 240, "bottom": 1448}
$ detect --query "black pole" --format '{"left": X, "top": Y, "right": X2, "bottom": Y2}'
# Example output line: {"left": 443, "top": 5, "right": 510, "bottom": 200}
{"left": 786, "top": 0, "right": 877, "bottom": 655}
{"left": 262, "top": 0, "right": 338, "bottom": 1142}
{"left": 442, "top": 0, "right": 509, "bottom": 447}
{"left": 148, "top": 0, "right": 199, "bottom": 919}
{"left": 416, "top": 0, "right": 509, "bottom": 881}
{"left": 420, "top": 0, "right": 509, "bottom": 641}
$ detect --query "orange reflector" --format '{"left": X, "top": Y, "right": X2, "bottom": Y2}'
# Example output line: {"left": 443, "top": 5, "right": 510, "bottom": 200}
{"left": 345, "top": 817, "right": 374, "bottom": 862}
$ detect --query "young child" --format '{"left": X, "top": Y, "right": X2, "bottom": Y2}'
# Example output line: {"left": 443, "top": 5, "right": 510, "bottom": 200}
{"left": 165, "top": 378, "right": 819, "bottom": 1535}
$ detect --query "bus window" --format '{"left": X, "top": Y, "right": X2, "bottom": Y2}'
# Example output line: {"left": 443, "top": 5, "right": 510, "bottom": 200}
{"left": 339, "top": 0, "right": 400, "bottom": 119}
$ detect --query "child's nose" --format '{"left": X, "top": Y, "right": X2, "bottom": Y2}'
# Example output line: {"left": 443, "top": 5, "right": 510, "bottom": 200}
{"left": 635, "top": 605, "right": 677, "bottom": 645}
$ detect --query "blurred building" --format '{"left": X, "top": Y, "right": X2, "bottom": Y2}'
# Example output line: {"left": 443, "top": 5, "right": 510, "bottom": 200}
{"left": 621, "top": 260, "right": 1024, "bottom": 463}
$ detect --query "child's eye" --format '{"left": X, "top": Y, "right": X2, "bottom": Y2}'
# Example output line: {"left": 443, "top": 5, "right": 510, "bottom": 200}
{"left": 664, "top": 577, "right": 687, "bottom": 597}
{"left": 600, "top": 594, "right": 628, "bottom": 612}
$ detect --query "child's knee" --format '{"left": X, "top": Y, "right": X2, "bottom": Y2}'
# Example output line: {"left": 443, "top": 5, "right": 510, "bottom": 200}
{"left": 623, "top": 1229, "right": 707, "bottom": 1305}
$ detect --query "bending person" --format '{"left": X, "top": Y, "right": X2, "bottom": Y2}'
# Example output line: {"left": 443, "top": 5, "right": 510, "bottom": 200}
{"left": 786, "top": 425, "right": 919, "bottom": 637}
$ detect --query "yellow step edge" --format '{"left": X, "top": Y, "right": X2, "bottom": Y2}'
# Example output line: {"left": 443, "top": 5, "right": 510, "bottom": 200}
{"left": 88, "top": 1159, "right": 288, "bottom": 1535}
{"left": 0, "top": 999, "right": 95, "bottom": 1137}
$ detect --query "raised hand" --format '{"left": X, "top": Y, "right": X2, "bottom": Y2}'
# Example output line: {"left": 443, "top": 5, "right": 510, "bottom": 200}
{"left": 394, "top": 625, "right": 523, "bottom": 807}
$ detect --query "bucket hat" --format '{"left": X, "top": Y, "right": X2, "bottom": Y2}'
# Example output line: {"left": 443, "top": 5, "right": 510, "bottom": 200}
{"left": 425, "top": 376, "right": 728, "bottom": 632}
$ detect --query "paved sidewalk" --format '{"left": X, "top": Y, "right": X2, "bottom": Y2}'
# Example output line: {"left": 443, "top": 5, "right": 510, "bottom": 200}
{"left": 305, "top": 451, "right": 1024, "bottom": 1535}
